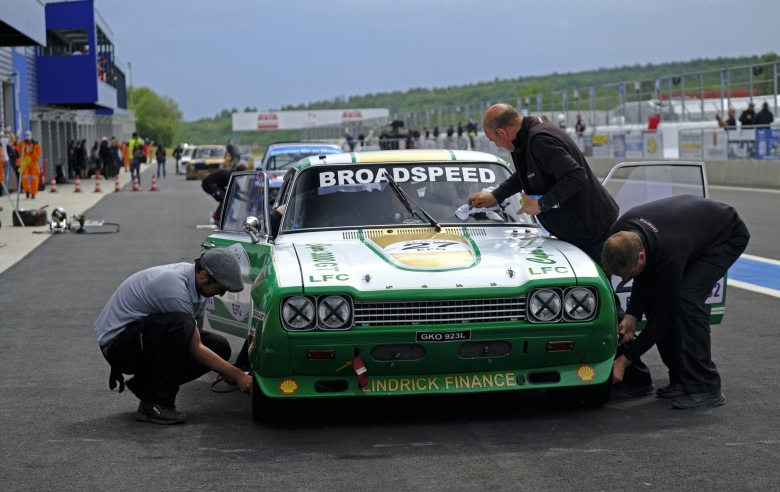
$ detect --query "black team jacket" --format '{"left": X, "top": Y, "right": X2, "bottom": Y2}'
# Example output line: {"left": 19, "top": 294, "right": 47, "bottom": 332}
{"left": 490, "top": 116, "right": 618, "bottom": 251}
{"left": 609, "top": 195, "right": 749, "bottom": 362}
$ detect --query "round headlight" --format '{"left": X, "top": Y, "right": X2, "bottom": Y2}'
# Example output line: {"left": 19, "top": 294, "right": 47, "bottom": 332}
{"left": 282, "top": 296, "right": 315, "bottom": 330}
{"left": 564, "top": 288, "right": 596, "bottom": 321}
{"left": 528, "top": 289, "right": 562, "bottom": 322}
{"left": 317, "top": 296, "right": 351, "bottom": 330}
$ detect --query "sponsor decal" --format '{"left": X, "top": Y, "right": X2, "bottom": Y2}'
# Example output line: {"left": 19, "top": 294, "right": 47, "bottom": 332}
{"left": 252, "top": 309, "right": 265, "bottom": 322}
{"left": 342, "top": 110, "right": 363, "bottom": 119}
{"left": 279, "top": 379, "right": 299, "bottom": 394}
{"left": 363, "top": 372, "right": 520, "bottom": 393}
{"left": 304, "top": 244, "right": 350, "bottom": 283}
{"left": 319, "top": 166, "right": 496, "bottom": 187}
{"left": 576, "top": 365, "right": 596, "bottom": 382}
{"left": 637, "top": 217, "right": 659, "bottom": 233}
{"left": 525, "top": 246, "right": 557, "bottom": 264}
{"left": 528, "top": 266, "right": 569, "bottom": 275}
{"left": 369, "top": 233, "right": 475, "bottom": 270}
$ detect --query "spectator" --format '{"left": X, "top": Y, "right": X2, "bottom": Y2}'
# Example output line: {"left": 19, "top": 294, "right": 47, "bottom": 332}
{"left": 716, "top": 108, "right": 737, "bottom": 129}
{"left": 172, "top": 144, "right": 183, "bottom": 175}
{"left": 755, "top": 102, "right": 774, "bottom": 126}
{"left": 433, "top": 126, "right": 440, "bottom": 138}
{"left": 446, "top": 125, "right": 454, "bottom": 137}
{"left": 739, "top": 103, "right": 756, "bottom": 127}
{"left": 226, "top": 139, "right": 241, "bottom": 167}
{"left": 129, "top": 132, "right": 144, "bottom": 187}
{"left": 575, "top": 115, "right": 586, "bottom": 134}
{"left": 0, "top": 131, "right": 7, "bottom": 194}
{"left": 89, "top": 140, "right": 103, "bottom": 179}
{"left": 156, "top": 141, "right": 167, "bottom": 178}
{"left": 467, "top": 118, "right": 478, "bottom": 148}
{"left": 345, "top": 130, "right": 356, "bottom": 151}
{"left": 67, "top": 140, "right": 76, "bottom": 179}
{"left": 110, "top": 138, "right": 122, "bottom": 177}
{"left": 365, "top": 130, "right": 377, "bottom": 147}
{"left": 557, "top": 114, "right": 566, "bottom": 130}
{"left": 121, "top": 140, "right": 130, "bottom": 172}
{"left": 423, "top": 127, "right": 430, "bottom": 138}
{"left": 457, "top": 122, "right": 464, "bottom": 137}
{"left": 75, "top": 139, "right": 87, "bottom": 179}
{"left": 5, "top": 133, "right": 19, "bottom": 191}
{"left": 647, "top": 114, "right": 661, "bottom": 131}
{"left": 99, "top": 137, "right": 112, "bottom": 178}
{"left": 358, "top": 131, "right": 365, "bottom": 148}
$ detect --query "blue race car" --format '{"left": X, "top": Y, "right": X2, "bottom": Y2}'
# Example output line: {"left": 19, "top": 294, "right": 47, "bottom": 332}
{"left": 260, "top": 142, "right": 343, "bottom": 203}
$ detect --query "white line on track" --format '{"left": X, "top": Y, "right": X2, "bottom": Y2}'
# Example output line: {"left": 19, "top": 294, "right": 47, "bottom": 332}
{"left": 728, "top": 279, "right": 780, "bottom": 299}
{"left": 740, "top": 253, "right": 780, "bottom": 267}
{"left": 709, "top": 184, "right": 780, "bottom": 194}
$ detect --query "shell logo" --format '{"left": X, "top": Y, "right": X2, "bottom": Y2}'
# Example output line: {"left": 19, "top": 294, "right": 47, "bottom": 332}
{"left": 279, "top": 379, "right": 299, "bottom": 394}
{"left": 647, "top": 137, "right": 658, "bottom": 155}
{"left": 576, "top": 365, "right": 596, "bottom": 382}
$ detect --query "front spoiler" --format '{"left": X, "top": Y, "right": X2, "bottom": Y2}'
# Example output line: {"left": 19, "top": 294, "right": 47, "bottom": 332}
{"left": 255, "top": 357, "right": 613, "bottom": 399}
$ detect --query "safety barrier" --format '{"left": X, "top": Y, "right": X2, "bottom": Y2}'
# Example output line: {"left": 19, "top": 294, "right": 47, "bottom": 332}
{"left": 678, "top": 124, "right": 780, "bottom": 161}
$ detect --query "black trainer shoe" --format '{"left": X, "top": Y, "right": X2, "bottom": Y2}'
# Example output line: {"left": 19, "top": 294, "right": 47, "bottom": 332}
{"left": 656, "top": 383, "right": 684, "bottom": 398}
{"left": 136, "top": 402, "right": 186, "bottom": 424}
{"left": 671, "top": 391, "right": 725, "bottom": 409}
{"left": 611, "top": 382, "right": 655, "bottom": 399}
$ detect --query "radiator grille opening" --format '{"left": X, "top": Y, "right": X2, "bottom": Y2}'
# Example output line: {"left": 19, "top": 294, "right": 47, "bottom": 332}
{"left": 457, "top": 341, "right": 512, "bottom": 358}
{"left": 354, "top": 297, "right": 526, "bottom": 326}
{"left": 370, "top": 344, "right": 426, "bottom": 361}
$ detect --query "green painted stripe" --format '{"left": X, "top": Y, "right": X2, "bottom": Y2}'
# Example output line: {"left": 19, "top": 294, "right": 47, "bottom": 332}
{"left": 448, "top": 150, "right": 457, "bottom": 161}
{"left": 350, "top": 153, "right": 357, "bottom": 163}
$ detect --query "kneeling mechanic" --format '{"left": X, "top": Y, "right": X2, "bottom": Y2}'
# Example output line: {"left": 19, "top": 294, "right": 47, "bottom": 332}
{"left": 94, "top": 248, "right": 252, "bottom": 424}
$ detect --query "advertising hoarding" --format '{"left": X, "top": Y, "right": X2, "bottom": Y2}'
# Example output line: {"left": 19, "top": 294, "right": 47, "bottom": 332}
{"left": 232, "top": 108, "right": 390, "bottom": 131}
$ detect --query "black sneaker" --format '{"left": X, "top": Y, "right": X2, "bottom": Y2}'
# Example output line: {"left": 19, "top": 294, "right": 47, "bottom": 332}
{"left": 656, "top": 383, "right": 684, "bottom": 398}
{"left": 611, "top": 382, "right": 655, "bottom": 399}
{"left": 671, "top": 391, "right": 725, "bottom": 409}
{"left": 136, "top": 402, "right": 186, "bottom": 424}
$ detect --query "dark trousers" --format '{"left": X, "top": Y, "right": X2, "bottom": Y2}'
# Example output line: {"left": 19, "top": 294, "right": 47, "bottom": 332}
{"left": 648, "top": 230, "right": 749, "bottom": 394}
{"left": 101, "top": 313, "right": 231, "bottom": 407}
{"left": 582, "top": 229, "right": 653, "bottom": 387}
{"left": 130, "top": 159, "right": 141, "bottom": 186}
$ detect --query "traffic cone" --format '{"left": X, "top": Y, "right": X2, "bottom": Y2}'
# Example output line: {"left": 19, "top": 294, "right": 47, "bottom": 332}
{"left": 50, "top": 177, "right": 58, "bottom": 193}
{"left": 150, "top": 174, "right": 158, "bottom": 192}
{"left": 74, "top": 175, "right": 82, "bottom": 193}
{"left": 94, "top": 173, "right": 102, "bottom": 193}
{"left": 132, "top": 176, "right": 140, "bottom": 192}
{"left": 114, "top": 175, "right": 121, "bottom": 193}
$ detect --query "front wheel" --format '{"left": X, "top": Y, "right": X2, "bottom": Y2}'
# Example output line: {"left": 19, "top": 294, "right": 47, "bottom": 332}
{"left": 546, "top": 370, "right": 613, "bottom": 408}
{"left": 251, "top": 374, "right": 290, "bottom": 422}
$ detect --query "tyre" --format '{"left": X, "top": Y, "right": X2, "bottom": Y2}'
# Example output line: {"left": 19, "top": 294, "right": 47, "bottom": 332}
{"left": 546, "top": 370, "right": 613, "bottom": 408}
{"left": 251, "top": 374, "right": 287, "bottom": 422}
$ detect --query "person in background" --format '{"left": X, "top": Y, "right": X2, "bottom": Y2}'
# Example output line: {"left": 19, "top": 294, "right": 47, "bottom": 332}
{"left": 99, "top": 137, "right": 112, "bottom": 179}
{"left": 647, "top": 113, "right": 661, "bottom": 131}
{"left": 423, "top": 127, "right": 430, "bottom": 139}
{"left": 67, "top": 140, "right": 76, "bottom": 180}
{"left": 432, "top": 126, "right": 440, "bottom": 138}
{"left": 365, "top": 130, "right": 377, "bottom": 147}
{"left": 716, "top": 108, "right": 737, "bottom": 129}
{"left": 129, "top": 132, "right": 144, "bottom": 186}
{"left": 110, "top": 138, "right": 122, "bottom": 178}
{"left": 172, "top": 144, "right": 183, "bottom": 175}
{"left": 0, "top": 131, "right": 7, "bottom": 195}
{"left": 739, "top": 103, "right": 756, "bottom": 127}
{"left": 91, "top": 140, "right": 101, "bottom": 179}
{"left": 121, "top": 140, "right": 130, "bottom": 172}
{"left": 755, "top": 102, "right": 774, "bottom": 126}
{"left": 575, "top": 115, "right": 586, "bottom": 134}
{"left": 358, "top": 130, "right": 365, "bottom": 148}
{"left": 345, "top": 130, "right": 356, "bottom": 151}
{"left": 457, "top": 121, "right": 464, "bottom": 138}
{"left": 446, "top": 125, "right": 455, "bottom": 137}
{"left": 226, "top": 139, "right": 241, "bottom": 167}
{"left": 202, "top": 164, "right": 248, "bottom": 225}
{"left": 17, "top": 130, "right": 42, "bottom": 199}
{"left": 77, "top": 139, "right": 88, "bottom": 179}
{"left": 156, "top": 141, "right": 167, "bottom": 178}
{"left": 466, "top": 118, "right": 478, "bottom": 148}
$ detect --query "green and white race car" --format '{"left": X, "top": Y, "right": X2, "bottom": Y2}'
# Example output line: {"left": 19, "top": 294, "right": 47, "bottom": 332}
{"left": 200, "top": 150, "right": 726, "bottom": 421}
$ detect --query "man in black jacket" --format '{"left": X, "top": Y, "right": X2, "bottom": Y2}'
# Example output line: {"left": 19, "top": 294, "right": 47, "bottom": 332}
{"left": 602, "top": 195, "right": 749, "bottom": 409}
{"left": 755, "top": 102, "right": 774, "bottom": 126}
{"left": 201, "top": 164, "right": 247, "bottom": 225}
{"left": 739, "top": 103, "right": 757, "bottom": 127}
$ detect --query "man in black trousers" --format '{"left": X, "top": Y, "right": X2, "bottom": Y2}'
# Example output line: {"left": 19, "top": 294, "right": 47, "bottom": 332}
{"left": 602, "top": 195, "right": 749, "bottom": 409}
{"left": 469, "top": 104, "right": 654, "bottom": 398}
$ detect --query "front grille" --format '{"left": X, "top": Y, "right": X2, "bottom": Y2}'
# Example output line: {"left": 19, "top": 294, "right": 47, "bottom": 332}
{"left": 371, "top": 344, "right": 426, "bottom": 361}
{"left": 192, "top": 163, "right": 214, "bottom": 170}
{"left": 354, "top": 297, "right": 526, "bottom": 326}
{"left": 457, "top": 341, "right": 512, "bottom": 358}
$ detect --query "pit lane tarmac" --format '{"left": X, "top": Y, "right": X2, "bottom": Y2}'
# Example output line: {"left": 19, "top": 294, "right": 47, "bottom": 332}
{"left": 1, "top": 168, "right": 779, "bottom": 491}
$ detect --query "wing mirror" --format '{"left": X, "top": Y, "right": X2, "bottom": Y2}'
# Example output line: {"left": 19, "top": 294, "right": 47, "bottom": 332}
{"left": 243, "top": 216, "right": 261, "bottom": 244}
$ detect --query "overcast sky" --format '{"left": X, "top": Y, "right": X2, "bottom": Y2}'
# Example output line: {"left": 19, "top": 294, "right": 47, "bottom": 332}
{"left": 99, "top": 0, "right": 778, "bottom": 121}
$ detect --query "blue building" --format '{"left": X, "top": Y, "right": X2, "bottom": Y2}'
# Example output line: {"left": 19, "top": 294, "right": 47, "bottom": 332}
{"left": 1, "top": 0, "right": 133, "bottom": 186}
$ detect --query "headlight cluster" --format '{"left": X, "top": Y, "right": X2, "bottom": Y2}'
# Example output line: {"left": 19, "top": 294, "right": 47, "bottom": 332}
{"left": 280, "top": 295, "right": 353, "bottom": 331}
{"left": 527, "top": 287, "right": 598, "bottom": 323}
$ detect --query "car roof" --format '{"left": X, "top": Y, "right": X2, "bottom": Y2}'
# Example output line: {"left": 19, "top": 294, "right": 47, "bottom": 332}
{"left": 300, "top": 149, "right": 509, "bottom": 169}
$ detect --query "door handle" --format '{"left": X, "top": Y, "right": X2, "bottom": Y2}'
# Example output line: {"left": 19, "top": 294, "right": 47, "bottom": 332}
{"left": 201, "top": 241, "right": 216, "bottom": 250}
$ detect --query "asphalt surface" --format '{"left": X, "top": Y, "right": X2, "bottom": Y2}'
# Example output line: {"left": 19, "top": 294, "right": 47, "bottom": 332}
{"left": 1, "top": 166, "right": 779, "bottom": 491}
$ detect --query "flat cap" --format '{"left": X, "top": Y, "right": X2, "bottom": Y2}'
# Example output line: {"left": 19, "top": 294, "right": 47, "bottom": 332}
{"left": 199, "top": 248, "right": 243, "bottom": 292}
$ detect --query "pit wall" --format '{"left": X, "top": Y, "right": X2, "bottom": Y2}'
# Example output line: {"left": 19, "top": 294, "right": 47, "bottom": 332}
{"left": 586, "top": 157, "right": 780, "bottom": 188}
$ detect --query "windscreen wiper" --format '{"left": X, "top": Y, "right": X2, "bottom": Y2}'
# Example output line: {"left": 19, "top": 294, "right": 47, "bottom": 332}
{"left": 383, "top": 171, "right": 441, "bottom": 232}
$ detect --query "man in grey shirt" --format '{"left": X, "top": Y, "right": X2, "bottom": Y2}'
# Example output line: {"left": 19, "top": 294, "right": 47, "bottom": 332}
{"left": 95, "top": 248, "right": 252, "bottom": 424}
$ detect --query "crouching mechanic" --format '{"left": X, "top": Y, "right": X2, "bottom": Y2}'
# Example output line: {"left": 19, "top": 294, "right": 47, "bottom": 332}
{"left": 94, "top": 248, "right": 252, "bottom": 424}
{"left": 602, "top": 195, "right": 750, "bottom": 409}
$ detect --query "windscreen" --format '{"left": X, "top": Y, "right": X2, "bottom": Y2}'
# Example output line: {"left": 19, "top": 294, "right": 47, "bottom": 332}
{"left": 194, "top": 147, "right": 225, "bottom": 158}
{"left": 282, "top": 163, "right": 536, "bottom": 231}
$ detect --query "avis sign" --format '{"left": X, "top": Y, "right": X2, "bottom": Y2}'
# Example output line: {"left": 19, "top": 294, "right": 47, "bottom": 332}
{"left": 233, "top": 108, "right": 390, "bottom": 131}
{"left": 256, "top": 112, "right": 279, "bottom": 130}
